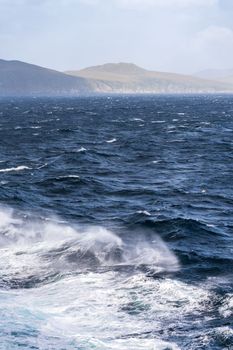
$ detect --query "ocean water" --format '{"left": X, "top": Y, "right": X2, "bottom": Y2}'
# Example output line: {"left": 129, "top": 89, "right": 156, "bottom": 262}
{"left": 0, "top": 95, "right": 233, "bottom": 350}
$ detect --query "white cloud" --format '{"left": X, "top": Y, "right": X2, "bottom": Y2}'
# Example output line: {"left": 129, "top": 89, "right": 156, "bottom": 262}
{"left": 76, "top": 0, "right": 219, "bottom": 10}
{"left": 0, "top": 0, "right": 219, "bottom": 10}
{"left": 191, "top": 26, "right": 233, "bottom": 69}
{"left": 0, "top": 0, "right": 232, "bottom": 72}
{"left": 113, "top": 0, "right": 218, "bottom": 9}
{"left": 196, "top": 25, "right": 233, "bottom": 46}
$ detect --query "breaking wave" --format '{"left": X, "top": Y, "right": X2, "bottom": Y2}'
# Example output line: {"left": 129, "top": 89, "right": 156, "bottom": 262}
{"left": 0, "top": 206, "right": 179, "bottom": 289}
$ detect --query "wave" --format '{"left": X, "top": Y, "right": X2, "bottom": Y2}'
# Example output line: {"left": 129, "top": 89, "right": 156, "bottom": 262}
{"left": 0, "top": 207, "right": 179, "bottom": 288}
{"left": 58, "top": 175, "right": 80, "bottom": 180}
{"left": 106, "top": 138, "right": 117, "bottom": 143}
{"left": 126, "top": 216, "right": 233, "bottom": 272}
{"left": 129, "top": 216, "right": 223, "bottom": 237}
{"left": 76, "top": 147, "right": 87, "bottom": 152}
{"left": 36, "top": 174, "right": 83, "bottom": 184}
{"left": 0, "top": 165, "right": 31, "bottom": 173}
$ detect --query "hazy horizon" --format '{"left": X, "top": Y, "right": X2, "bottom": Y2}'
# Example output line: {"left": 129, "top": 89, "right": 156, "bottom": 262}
{"left": 0, "top": 0, "right": 233, "bottom": 74}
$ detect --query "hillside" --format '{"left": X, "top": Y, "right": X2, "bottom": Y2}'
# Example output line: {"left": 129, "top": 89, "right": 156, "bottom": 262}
{"left": 0, "top": 59, "right": 91, "bottom": 96}
{"left": 66, "top": 63, "right": 233, "bottom": 94}
{"left": 1, "top": 59, "right": 233, "bottom": 96}
{"left": 195, "top": 69, "right": 233, "bottom": 86}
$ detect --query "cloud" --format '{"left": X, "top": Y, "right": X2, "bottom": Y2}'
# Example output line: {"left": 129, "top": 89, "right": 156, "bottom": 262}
{"left": 76, "top": 0, "right": 219, "bottom": 10}
{"left": 194, "top": 25, "right": 233, "bottom": 56}
{"left": 196, "top": 25, "right": 233, "bottom": 46}
{"left": 0, "top": 0, "right": 231, "bottom": 72}
{"left": 113, "top": 0, "right": 218, "bottom": 9}
{"left": 0, "top": 0, "right": 219, "bottom": 11}
{"left": 192, "top": 26, "right": 233, "bottom": 69}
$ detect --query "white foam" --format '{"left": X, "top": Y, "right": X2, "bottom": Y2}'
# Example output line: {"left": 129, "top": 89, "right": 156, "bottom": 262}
{"left": 219, "top": 294, "right": 233, "bottom": 318}
{"left": 76, "top": 147, "right": 86, "bottom": 152}
{"left": 0, "top": 207, "right": 215, "bottom": 349}
{"left": 0, "top": 270, "right": 210, "bottom": 349}
{"left": 0, "top": 207, "right": 179, "bottom": 277}
{"left": 106, "top": 138, "right": 117, "bottom": 143}
{"left": 58, "top": 175, "right": 80, "bottom": 179}
{"left": 137, "top": 210, "right": 151, "bottom": 216}
{"left": 0, "top": 165, "right": 31, "bottom": 173}
{"left": 0, "top": 181, "right": 8, "bottom": 185}
{"left": 132, "top": 118, "right": 144, "bottom": 122}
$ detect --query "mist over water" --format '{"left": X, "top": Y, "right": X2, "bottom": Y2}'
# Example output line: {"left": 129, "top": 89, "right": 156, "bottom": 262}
{"left": 0, "top": 95, "right": 233, "bottom": 349}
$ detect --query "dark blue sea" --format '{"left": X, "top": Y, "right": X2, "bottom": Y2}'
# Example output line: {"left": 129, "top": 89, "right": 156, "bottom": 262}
{"left": 0, "top": 95, "right": 233, "bottom": 350}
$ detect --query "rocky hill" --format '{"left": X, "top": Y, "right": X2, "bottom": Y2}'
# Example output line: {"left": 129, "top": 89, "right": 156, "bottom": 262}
{"left": 66, "top": 62, "right": 233, "bottom": 94}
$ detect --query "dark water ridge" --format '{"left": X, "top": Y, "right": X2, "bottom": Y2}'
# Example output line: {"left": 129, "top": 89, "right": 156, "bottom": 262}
{"left": 0, "top": 95, "right": 233, "bottom": 349}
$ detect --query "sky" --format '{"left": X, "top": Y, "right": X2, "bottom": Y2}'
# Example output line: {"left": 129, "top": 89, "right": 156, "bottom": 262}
{"left": 0, "top": 0, "right": 233, "bottom": 73}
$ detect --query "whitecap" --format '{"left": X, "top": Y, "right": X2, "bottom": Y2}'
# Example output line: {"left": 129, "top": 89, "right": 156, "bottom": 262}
{"left": 0, "top": 181, "right": 8, "bottom": 185}
{"left": 132, "top": 118, "right": 144, "bottom": 122}
{"left": 0, "top": 207, "right": 179, "bottom": 276}
{"left": 206, "top": 224, "right": 215, "bottom": 228}
{"left": 0, "top": 166, "right": 31, "bottom": 173}
{"left": 137, "top": 210, "right": 151, "bottom": 216}
{"left": 76, "top": 147, "right": 87, "bottom": 152}
{"left": 219, "top": 294, "right": 233, "bottom": 318}
{"left": 0, "top": 206, "right": 217, "bottom": 350}
{"left": 106, "top": 138, "right": 117, "bottom": 143}
{"left": 58, "top": 175, "right": 80, "bottom": 179}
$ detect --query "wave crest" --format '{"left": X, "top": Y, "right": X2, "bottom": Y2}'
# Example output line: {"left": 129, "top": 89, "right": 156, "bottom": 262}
{"left": 0, "top": 207, "right": 179, "bottom": 288}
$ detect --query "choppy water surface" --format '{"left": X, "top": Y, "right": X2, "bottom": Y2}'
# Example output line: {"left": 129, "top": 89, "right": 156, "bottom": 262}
{"left": 0, "top": 95, "right": 233, "bottom": 349}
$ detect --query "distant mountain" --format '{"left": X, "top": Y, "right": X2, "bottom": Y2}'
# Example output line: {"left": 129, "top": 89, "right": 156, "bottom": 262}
{"left": 66, "top": 62, "right": 233, "bottom": 94}
{"left": 1, "top": 59, "right": 233, "bottom": 97}
{"left": 0, "top": 59, "right": 91, "bottom": 96}
{"left": 195, "top": 69, "right": 233, "bottom": 86}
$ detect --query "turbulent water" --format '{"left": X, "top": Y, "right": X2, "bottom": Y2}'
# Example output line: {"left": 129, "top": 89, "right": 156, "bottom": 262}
{"left": 0, "top": 95, "right": 233, "bottom": 349}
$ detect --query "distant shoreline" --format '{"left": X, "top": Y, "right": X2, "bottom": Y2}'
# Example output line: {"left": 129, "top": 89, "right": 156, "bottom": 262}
{"left": 1, "top": 59, "right": 233, "bottom": 97}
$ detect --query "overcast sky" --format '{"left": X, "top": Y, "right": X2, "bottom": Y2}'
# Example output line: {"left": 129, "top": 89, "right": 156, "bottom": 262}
{"left": 0, "top": 0, "right": 233, "bottom": 73}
